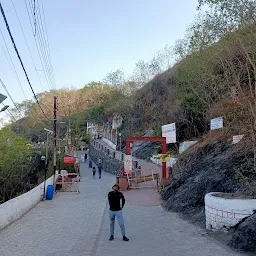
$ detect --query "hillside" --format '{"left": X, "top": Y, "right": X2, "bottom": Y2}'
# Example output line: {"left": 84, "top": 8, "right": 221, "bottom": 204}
{"left": 4, "top": 17, "right": 256, "bottom": 254}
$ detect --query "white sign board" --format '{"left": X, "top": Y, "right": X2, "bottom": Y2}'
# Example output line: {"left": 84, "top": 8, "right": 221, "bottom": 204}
{"left": 232, "top": 135, "right": 244, "bottom": 144}
{"left": 124, "top": 155, "right": 133, "bottom": 172}
{"left": 162, "top": 123, "right": 176, "bottom": 144}
{"left": 210, "top": 117, "right": 223, "bottom": 130}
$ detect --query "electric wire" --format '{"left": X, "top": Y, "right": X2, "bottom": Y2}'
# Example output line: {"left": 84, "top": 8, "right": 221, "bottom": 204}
{"left": 0, "top": 77, "right": 20, "bottom": 112}
{"left": 0, "top": 27, "right": 27, "bottom": 100}
{"left": 26, "top": 0, "right": 55, "bottom": 90}
{"left": 39, "top": 0, "right": 56, "bottom": 88}
{"left": 1, "top": 102, "right": 17, "bottom": 121}
{"left": 33, "top": 0, "right": 36, "bottom": 36}
{"left": 24, "top": 0, "right": 52, "bottom": 90}
{"left": 0, "top": 2, "right": 51, "bottom": 122}
{"left": 33, "top": 7, "right": 55, "bottom": 87}
{"left": 10, "top": 0, "right": 45, "bottom": 92}
{"left": 34, "top": 0, "right": 55, "bottom": 88}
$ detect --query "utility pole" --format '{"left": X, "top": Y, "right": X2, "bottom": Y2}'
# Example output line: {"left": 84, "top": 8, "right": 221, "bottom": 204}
{"left": 43, "top": 131, "right": 50, "bottom": 200}
{"left": 68, "top": 118, "right": 71, "bottom": 154}
{"left": 53, "top": 96, "right": 57, "bottom": 187}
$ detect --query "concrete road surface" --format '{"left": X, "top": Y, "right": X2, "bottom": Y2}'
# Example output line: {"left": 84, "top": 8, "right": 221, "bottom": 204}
{"left": 0, "top": 153, "right": 245, "bottom": 256}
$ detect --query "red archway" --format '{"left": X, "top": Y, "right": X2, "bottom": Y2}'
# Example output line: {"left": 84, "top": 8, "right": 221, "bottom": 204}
{"left": 126, "top": 136, "right": 168, "bottom": 185}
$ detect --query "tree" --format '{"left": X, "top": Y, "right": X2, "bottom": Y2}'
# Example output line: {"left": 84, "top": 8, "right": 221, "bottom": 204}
{"left": 0, "top": 127, "right": 33, "bottom": 202}
{"left": 173, "top": 38, "right": 190, "bottom": 60}
{"left": 103, "top": 69, "right": 125, "bottom": 87}
{"left": 198, "top": 0, "right": 256, "bottom": 28}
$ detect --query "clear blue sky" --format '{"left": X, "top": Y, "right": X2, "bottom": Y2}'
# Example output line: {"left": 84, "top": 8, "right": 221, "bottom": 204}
{"left": 0, "top": 0, "right": 199, "bottom": 114}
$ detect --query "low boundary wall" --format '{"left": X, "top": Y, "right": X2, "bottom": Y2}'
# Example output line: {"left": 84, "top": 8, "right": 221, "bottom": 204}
{"left": 102, "top": 137, "right": 116, "bottom": 150}
{"left": 89, "top": 143, "right": 122, "bottom": 175}
{"left": 0, "top": 175, "right": 54, "bottom": 230}
{"left": 205, "top": 192, "right": 256, "bottom": 230}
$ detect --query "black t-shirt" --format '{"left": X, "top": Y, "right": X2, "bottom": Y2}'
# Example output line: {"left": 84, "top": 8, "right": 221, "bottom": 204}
{"left": 108, "top": 191, "right": 125, "bottom": 211}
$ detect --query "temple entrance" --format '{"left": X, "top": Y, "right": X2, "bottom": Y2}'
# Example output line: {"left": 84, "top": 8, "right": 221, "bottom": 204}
{"left": 125, "top": 136, "right": 169, "bottom": 186}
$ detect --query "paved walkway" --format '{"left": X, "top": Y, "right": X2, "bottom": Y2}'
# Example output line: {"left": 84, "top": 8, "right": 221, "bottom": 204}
{"left": 0, "top": 151, "right": 245, "bottom": 256}
{"left": 0, "top": 156, "right": 114, "bottom": 256}
{"left": 94, "top": 139, "right": 161, "bottom": 176}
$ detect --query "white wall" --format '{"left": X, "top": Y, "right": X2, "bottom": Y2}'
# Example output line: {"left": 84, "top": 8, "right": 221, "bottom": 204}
{"left": 205, "top": 192, "right": 256, "bottom": 230}
{"left": 150, "top": 155, "right": 177, "bottom": 168}
{"left": 0, "top": 175, "right": 54, "bottom": 230}
{"left": 102, "top": 137, "right": 116, "bottom": 150}
{"left": 179, "top": 141, "right": 197, "bottom": 154}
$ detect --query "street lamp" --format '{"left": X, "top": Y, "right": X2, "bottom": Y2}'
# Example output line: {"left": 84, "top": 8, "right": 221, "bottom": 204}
{"left": 0, "top": 105, "right": 9, "bottom": 112}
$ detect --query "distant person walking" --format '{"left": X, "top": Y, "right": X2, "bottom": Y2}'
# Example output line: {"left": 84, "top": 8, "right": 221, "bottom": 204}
{"left": 89, "top": 159, "right": 92, "bottom": 168}
{"left": 98, "top": 162, "right": 102, "bottom": 179}
{"left": 108, "top": 184, "right": 129, "bottom": 242}
{"left": 92, "top": 167, "right": 96, "bottom": 179}
{"left": 98, "top": 157, "right": 102, "bottom": 165}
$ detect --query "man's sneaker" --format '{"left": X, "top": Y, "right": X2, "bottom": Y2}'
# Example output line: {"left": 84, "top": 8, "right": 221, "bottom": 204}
{"left": 109, "top": 235, "right": 114, "bottom": 241}
{"left": 123, "top": 236, "right": 129, "bottom": 241}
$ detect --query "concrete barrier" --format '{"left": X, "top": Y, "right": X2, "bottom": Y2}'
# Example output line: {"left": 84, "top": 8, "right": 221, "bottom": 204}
{"left": 102, "top": 137, "right": 116, "bottom": 150}
{"left": 0, "top": 175, "right": 54, "bottom": 230}
{"left": 205, "top": 192, "right": 256, "bottom": 230}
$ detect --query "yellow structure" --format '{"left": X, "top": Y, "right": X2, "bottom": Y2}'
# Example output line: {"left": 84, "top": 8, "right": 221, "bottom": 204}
{"left": 157, "top": 154, "right": 170, "bottom": 162}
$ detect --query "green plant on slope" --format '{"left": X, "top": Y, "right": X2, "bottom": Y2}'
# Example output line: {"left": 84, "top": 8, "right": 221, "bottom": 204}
{"left": 0, "top": 127, "right": 33, "bottom": 202}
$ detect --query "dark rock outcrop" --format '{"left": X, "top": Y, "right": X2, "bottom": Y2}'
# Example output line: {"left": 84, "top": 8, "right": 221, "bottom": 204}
{"left": 162, "top": 140, "right": 252, "bottom": 225}
{"left": 228, "top": 214, "right": 256, "bottom": 252}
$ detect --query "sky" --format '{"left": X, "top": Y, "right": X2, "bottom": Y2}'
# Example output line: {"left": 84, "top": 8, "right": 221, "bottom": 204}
{"left": 0, "top": 0, "right": 199, "bottom": 119}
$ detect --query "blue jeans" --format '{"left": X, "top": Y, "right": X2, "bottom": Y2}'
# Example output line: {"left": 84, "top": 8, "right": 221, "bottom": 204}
{"left": 109, "top": 210, "right": 126, "bottom": 236}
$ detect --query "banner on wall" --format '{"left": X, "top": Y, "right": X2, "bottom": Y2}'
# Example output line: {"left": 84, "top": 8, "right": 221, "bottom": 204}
{"left": 97, "top": 125, "right": 103, "bottom": 131}
{"left": 232, "top": 135, "right": 244, "bottom": 144}
{"left": 64, "top": 156, "right": 76, "bottom": 164}
{"left": 162, "top": 123, "right": 176, "bottom": 144}
{"left": 112, "top": 115, "right": 123, "bottom": 129}
{"left": 124, "top": 155, "right": 133, "bottom": 172}
{"left": 210, "top": 117, "right": 223, "bottom": 130}
{"left": 157, "top": 154, "right": 171, "bottom": 163}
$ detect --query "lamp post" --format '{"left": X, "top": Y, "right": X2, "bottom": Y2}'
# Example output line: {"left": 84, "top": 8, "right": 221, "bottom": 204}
{"left": 0, "top": 105, "right": 9, "bottom": 112}
{"left": 119, "top": 133, "right": 121, "bottom": 152}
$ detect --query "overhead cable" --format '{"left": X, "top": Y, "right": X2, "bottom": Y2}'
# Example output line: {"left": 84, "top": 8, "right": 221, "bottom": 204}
{"left": 0, "top": 27, "right": 27, "bottom": 99}
{"left": 24, "top": 0, "right": 52, "bottom": 90}
{"left": 0, "top": 2, "right": 51, "bottom": 122}
{"left": 25, "top": 0, "right": 55, "bottom": 90}
{"left": 10, "top": 0, "right": 45, "bottom": 92}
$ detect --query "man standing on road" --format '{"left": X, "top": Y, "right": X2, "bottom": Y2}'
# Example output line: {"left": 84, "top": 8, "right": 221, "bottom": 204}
{"left": 108, "top": 184, "right": 129, "bottom": 242}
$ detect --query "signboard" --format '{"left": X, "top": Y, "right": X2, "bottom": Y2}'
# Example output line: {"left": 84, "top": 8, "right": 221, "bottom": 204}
{"left": 64, "top": 156, "right": 76, "bottom": 164}
{"left": 0, "top": 93, "right": 7, "bottom": 104}
{"left": 97, "top": 125, "right": 103, "bottom": 131}
{"left": 232, "top": 135, "right": 244, "bottom": 144}
{"left": 124, "top": 155, "right": 133, "bottom": 172}
{"left": 162, "top": 123, "right": 176, "bottom": 144}
{"left": 210, "top": 117, "right": 223, "bottom": 130}
{"left": 231, "top": 87, "right": 239, "bottom": 100}
{"left": 157, "top": 154, "right": 170, "bottom": 163}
